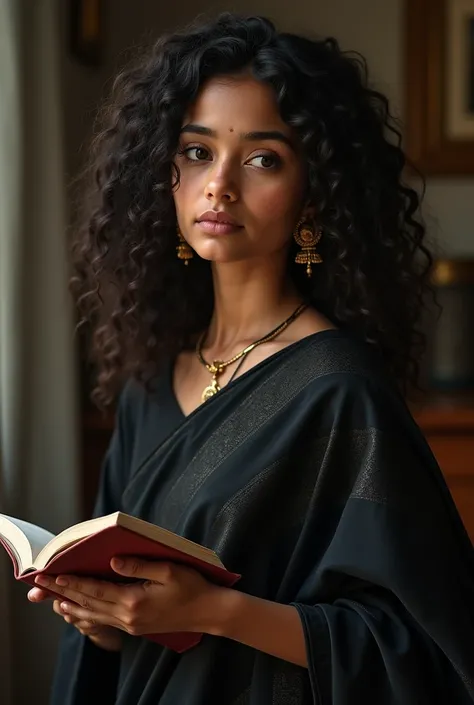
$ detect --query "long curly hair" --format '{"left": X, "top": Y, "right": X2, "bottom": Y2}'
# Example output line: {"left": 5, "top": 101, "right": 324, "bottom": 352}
{"left": 71, "top": 13, "right": 432, "bottom": 406}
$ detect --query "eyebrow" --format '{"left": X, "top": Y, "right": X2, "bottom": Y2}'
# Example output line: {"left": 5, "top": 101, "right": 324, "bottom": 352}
{"left": 180, "top": 124, "right": 296, "bottom": 151}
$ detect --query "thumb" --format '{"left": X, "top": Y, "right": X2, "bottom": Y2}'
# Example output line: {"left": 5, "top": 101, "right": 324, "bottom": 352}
{"left": 111, "top": 556, "right": 159, "bottom": 580}
{"left": 28, "top": 587, "right": 52, "bottom": 602}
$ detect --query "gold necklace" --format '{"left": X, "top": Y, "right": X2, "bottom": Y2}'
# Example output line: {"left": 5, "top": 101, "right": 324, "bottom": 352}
{"left": 196, "top": 302, "right": 308, "bottom": 402}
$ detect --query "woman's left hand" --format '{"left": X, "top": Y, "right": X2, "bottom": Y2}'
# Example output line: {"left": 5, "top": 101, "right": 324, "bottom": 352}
{"left": 33, "top": 558, "right": 224, "bottom": 636}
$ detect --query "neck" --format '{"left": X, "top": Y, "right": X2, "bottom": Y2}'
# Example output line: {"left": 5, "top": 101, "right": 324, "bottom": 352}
{"left": 204, "top": 258, "right": 304, "bottom": 352}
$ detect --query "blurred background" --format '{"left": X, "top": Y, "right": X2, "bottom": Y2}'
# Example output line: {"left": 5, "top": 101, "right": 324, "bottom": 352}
{"left": 0, "top": 1, "right": 473, "bottom": 702}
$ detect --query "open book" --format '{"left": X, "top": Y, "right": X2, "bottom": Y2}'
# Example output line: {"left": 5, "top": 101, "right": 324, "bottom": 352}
{"left": 0, "top": 511, "right": 240, "bottom": 652}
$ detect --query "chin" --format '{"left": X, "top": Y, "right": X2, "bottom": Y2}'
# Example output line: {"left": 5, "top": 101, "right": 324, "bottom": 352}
{"left": 193, "top": 243, "right": 245, "bottom": 264}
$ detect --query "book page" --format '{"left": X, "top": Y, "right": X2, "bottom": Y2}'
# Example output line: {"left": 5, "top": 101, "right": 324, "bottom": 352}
{"left": 0, "top": 515, "right": 55, "bottom": 569}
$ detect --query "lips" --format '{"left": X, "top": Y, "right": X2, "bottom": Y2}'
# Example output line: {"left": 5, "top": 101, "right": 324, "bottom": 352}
{"left": 196, "top": 210, "right": 241, "bottom": 227}
{"left": 195, "top": 210, "right": 243, "bottom": 235}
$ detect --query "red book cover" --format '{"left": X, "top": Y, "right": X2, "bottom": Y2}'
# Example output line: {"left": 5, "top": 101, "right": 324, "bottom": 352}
{"left": 6, "top": 525, "right": 240, "bottom": 653}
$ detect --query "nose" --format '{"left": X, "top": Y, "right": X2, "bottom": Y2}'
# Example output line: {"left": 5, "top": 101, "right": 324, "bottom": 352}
{"left": 204, "top": 163, "right": 239, "bottom": 203}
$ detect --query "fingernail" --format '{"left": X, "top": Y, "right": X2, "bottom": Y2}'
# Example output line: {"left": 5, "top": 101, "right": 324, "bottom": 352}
{"left": 56, "top": 577, "right": 68, "bottom": 586}
{"left": 114, "top": 558, "right": 124, "bottom": 569}
{"left": 61, "top": 602, "right": 69, "bottom": 612}
{"left": 35, "top": 576, "right": 50, "bottom": 587}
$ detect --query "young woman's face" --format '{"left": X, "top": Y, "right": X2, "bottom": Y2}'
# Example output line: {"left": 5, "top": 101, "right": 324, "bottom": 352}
{"left": 173, "top": 75, "right": 307, "bottom": 265}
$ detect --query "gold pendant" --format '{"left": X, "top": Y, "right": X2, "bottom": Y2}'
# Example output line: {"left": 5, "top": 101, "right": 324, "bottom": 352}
{"left": 202, "top": 379, "right": 220, "bottom": 402}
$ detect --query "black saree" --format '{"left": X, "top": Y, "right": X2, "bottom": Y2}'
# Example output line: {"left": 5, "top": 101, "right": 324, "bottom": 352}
{"left": 50, "top": 329, "right": 474, "bottom": 705}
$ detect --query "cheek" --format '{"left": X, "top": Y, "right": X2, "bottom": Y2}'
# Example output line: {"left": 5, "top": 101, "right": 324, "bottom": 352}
{"left": 248, "top": 179, "right": 303, "bottom": 230}
{"left": 256, "top": 190, "right": 291, "bottom": 217}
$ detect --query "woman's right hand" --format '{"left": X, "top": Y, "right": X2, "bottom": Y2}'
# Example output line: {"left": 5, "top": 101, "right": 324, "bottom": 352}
{"left": 28, "top": 587, "right": 123, "bottom": 652}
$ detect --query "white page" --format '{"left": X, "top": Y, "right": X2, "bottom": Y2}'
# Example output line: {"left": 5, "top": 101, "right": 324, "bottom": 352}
{"left": 0, "top": 514, "right": 56, "bottom": 563}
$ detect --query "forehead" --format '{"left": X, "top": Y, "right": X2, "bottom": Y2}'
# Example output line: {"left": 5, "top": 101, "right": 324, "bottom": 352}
{"left": 183, "top": 75, "right": 289, "bottom": 133}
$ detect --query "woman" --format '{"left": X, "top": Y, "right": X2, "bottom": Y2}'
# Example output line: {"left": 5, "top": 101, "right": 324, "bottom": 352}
{"left": 29, "top": 13, "right": 474, "bottom": 705}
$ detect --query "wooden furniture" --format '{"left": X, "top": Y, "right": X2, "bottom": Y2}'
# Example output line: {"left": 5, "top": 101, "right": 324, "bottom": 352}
{"left": 82, "top": 408, "right": 115, "bottom": 518}
{"left": 81, "top": 398, "right": 474, "bottom": 541}
{"left": 413, "top": 399, "right": 474, "bottom": 541}
{"left": 404, "top": 0, "right": 474, "bottom": 175}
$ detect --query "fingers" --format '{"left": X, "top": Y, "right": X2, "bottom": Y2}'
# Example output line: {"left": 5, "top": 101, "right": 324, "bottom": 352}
{"left": 59, "top": 600, "right": 121, "bottom": 632}
{"left": 27, "top": 587, "right": 52, "bottom": 602}
{"left": 53, "top": 599, "right": 77, "bottom": 623}
{"left": 111, "top": 557, "right": 173, "bottom": 583}
{"left": 76, "top": 620, "right": 102, "bottom": 636}
{"left": 34, "top": 574, "right": 119, "bottom": 613}
{"left": 52, "top": 599, "right": 100, "bottom": 635}
{"left": 53, "top": 599, "right": 62, "bottom": 615}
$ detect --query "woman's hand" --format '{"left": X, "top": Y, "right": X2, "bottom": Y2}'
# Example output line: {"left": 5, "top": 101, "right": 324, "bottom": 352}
{"left": 31, "top": 558, "right": 226, "bottom": 637}
{"left": 29, "top": 561, "right": 309, "bottom": 666}
{"left": 28, "top": 586, "right": 123, "bottom": 651}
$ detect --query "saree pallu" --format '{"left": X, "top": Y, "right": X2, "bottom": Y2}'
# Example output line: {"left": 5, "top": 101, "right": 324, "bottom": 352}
{"left": 50, "top": 330, "right": 474, "bottom": 704}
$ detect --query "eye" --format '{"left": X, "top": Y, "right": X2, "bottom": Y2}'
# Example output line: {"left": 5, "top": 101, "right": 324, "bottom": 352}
{"left": 182, "top": 146, "right": 211, "bottom": 162}
{"left": 247, "top": 154, "right": 281, "bottom": 169}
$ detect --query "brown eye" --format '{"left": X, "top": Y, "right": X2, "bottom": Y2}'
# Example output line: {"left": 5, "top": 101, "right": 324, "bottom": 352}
{"left": 184, "top": 146, "right": 210, "bottom": 161}
{"left": 247, "top": 154, "right": 281, "bottom": 169}
{"left": 260, "top": 155, "right": 274, "bottom": 168}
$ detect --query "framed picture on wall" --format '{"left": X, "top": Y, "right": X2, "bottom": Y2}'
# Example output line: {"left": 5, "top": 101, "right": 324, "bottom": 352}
{"left": 405, "top": 0, "right": 474, "bottom": 174}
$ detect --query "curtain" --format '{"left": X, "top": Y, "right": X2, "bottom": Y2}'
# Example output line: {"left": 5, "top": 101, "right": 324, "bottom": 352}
{"left": 0, "top": 1, "right": 80, "bottom": 703}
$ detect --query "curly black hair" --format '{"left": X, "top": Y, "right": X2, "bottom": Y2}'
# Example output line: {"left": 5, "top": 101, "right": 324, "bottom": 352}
{"left": 71, "top": 12, "right": 432, "bottom": 406}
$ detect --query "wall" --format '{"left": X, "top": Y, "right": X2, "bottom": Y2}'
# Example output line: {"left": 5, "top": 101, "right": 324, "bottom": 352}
{"left": 59, "top": 0, "right": 167, "bottom": 192}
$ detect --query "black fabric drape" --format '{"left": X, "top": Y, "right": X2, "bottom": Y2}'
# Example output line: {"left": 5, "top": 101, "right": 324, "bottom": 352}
{"left": 50, "top": 330, "right": 474, "bottom": 705}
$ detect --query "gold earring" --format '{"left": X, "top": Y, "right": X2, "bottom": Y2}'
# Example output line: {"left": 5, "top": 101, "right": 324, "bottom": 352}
{"left": 294, "top": 217, "right": 323, "bottom": 277}
{"left": 176, "top": 226, "right": 193, "bottom": 265}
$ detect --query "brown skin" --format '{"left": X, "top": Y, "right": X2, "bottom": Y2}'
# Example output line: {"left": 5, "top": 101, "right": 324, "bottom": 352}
{"left": 173, "top": 74, "right": 333, "bottom": 416}
{"left": 51, "top": 597, "right": 123, "bottom": 651}
{"left": 175, "top": 74, "right": 306, "bottom": 266}
{"left": 30, "top": 558, "right": 310, "bottom": 666}
{"left": 26, "top": 591, "right": 123, "bottom": 651}
{"left": 29, "top": 75, "right": 334, "bottom": 663}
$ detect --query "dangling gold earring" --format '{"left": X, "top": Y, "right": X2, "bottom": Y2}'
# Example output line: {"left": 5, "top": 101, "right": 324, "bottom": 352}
{"left": 176, "top": 225, "right": 193, "bottom": 265}
{"left": 294, "top": 217, "right": 323, "bottom": 277}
